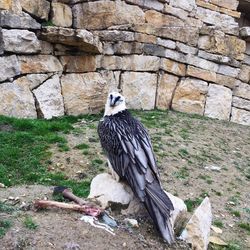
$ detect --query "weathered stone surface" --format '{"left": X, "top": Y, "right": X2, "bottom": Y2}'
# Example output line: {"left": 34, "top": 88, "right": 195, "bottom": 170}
{"left": 156, "top": 73, "right": 179, "bottom": 110}
{"left": 195, "top": 7, "right": 238, "bottom": 35}
{"left": 157, "top": 38, "right": 176, "bottom": 49}
{"left": 73, "top": 1, "right": 145, "bottom": 30}
{"left": 215, "top": 74, "right": 240, "bottom": 89}
{"left": 186, "top": 54, "right": 219, "bottom": 72}
{"left": 164, "top": 49, "right": 186, "bottom": 63}
{"left": 245, "top": 43, "right": 250, "bottom": 56}
{"left": 180, "top": 197, "right": 212, "bottom": 250}
{"left": 99, "top": 56, "right": 122, "bottom": 70}
{"left": 51, "top": 2, "right": 72, "bottom": 28}
{"left": 0, "top": 81, "right": 37, "bottom": 118}
{"left": 15, "top": 73, "right": 53, "bottom": 90}
{"left": 40, "top": 40, "right": 53, "bottom": 55}
{"left": 39, "top": 27, "right": 102, "bottom": 53}
{"left": 0, "top": 0, "right": 12, "bottom": 10}
{"left": 169, "top": 0, "right": 196, "bottom": 12}
{"left": 134, "top": 33, "right": 157, "bottom": 44}
{"left": 33, "top": 75, "right": 64, "bottom": 119}
{"left": 164, "top": 4, "right": 189, "bottom": 20}
{"left": 112, "top": 42, "right": 144, "bottom": 55}
{"left": 125, "top": 0, "right": 164, "bottom": 12}
{"left": 243, "top": 55, "right": 250, "bottom": 66}
{"left": 100, "top": 70, "right": 120, "bottom": 92}
{"left": 240, "top": 27, "right": 250, "bottom": 40}
{"left": 231, "top": 108, "right": 250, "bottom": 126}
{"left": 204, "top": 84, "right": 232, "bottom": 120}
{"left": 145, "top": 10, "right": 184, "bottom": 27}
{"left": 172, "top": 78, "right": 208, "bottom": 115}
{"left": 233, "top": 97, "right": 250, "bottom": 111}
{"left": 94, "top": 30, "right": 135, "bottom": 42}
{"left": 0, "top": 55, "right": 20, "bottom": 82}
{"left": 121, "top": 72, "right": 157, "bottom": 110}
{"left": 59, "top": 56, "right": 96, "bottom": 73}
{"left": 0, "top": 11, "right": 41, "bottom": 29}
{"left": 238, "top": 65, "right": 250, "bottom": 83}
{"left": 210, "top": 0, "right": 239, "bottom": 11}
{"left": 18, "top": 55, "right": 63, "bottom": 74}
{"left": 0, "top": 28, "right": 3, "bottom": 55}
{"left": 61, "top": 73, "right": 108, "bottom": 115}
{"left": 160, "top": 58, "right": 186, "bottom": 76}
{"left": 176, "top": 42, "right": 198, "bottom": 55}
{"left": 217, "top": 65, "right": 240, "bottom": 78}
{"left": 233, "top": 82, "right": 250, "bottom": 100}
{"left": 143, "top": 44, "right": 166, "bottom": 57}
{"left": 20, "top": 0, "right": 50, "bottom": 21}
{"left": 88, "top": 173, "right": 133, "bottom": 209}
{"left": 187, "top": 66, "right": 217, "bottom": 82}
{"left": 7, "top": 0, "right": 22, "bottom": 14}
{"left": 2, "top": 29, "right": 41, "bottom": 54}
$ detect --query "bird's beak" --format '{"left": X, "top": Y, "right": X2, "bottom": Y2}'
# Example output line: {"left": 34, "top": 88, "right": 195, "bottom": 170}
{"left": 110, "top": 99, "right": 116, "bottom": 107}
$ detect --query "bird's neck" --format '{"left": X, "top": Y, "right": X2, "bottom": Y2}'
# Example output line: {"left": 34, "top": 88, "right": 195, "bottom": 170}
{"left": 104, "top": 103, "right": 127, "bottom": 116}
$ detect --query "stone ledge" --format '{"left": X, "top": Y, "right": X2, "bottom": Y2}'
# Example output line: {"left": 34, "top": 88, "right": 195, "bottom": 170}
{"left": 240, "top": 27, "right": 250, "bottom": 42}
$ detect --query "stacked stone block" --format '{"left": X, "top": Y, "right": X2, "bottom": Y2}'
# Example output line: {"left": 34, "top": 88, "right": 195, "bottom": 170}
{"left": 0, "top": 0, "right": 249, "bottom": 125}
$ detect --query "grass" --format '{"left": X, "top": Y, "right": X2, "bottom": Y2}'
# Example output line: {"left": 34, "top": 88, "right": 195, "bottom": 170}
{"left": 238, "top": 222, "right": 250, "bottom": 233}
{"left": 23, "top": 216, "right": 38, "bottom": 230}
{"left": 74, "top": 143, "right": 90, "bottom": 150}
{"left": 213, "top": 220, "right": 224, "bottom": 228}
{"left": 184, "top": 197, "right": 203, "bottom": 212}
{"left": 0, "top": 219, "right": 12, "bottom": 237}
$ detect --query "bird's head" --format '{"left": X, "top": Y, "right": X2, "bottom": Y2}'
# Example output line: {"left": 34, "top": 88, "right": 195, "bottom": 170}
{"left": 104, "top": 92, "right": 127, "bottom": 116}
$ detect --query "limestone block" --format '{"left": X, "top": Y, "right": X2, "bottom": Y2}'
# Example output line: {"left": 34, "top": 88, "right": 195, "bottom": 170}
{"left": 125, "top": 0, "right": 164, "bottom": 12}
{"left": 39, "top": 27, "right": 102, "bottom": 54}
{"left": 204, "top": 84, "right": 232, "bottom": 120}
{"left": 20, "top": 0, "right": 50, "bottom": 21}
{"left": 217, "top": 65, "right": 240, "bottom": 78}
{"left": 145, "top": 10, "right": 184, "bottom": 27}
{"left": 18, "top": 55, "right": 63, "bottom": 74}
{"left": 164, "top": 4, "right": 189, "bottom": 20}
{"left": 15, "top": 73, "right": 53, "bottom": 90}
{"left": 156, "top": 73, "right": 179, "bottom": 109}
{"left": 164, "top": 49, "right": 186, "bottom": 63}
{"left": 143, "top": 44, "right": 166, "bottom": 57}
{"left": 238, "top": 64, "right": 250, "bottom": 83}
{"left": 231, "top": 108, "right": 250, "bottom": 126}
{"left": 169, "top": 0, "right": 196, "bottom": 12}
{"left": 51, "top": 2, "right": 72, "bottom": 27}
{"left": 94, "top": 30, "right": 135, "bottom": 42}
{"left": 243, "top": 55, "right": 250, "bottom": 66}
{"left": 7, "top": 0, "right": 22, "bottom": 14}
{"left": 240, "top": 27, "right": 250, "bottom": 39}
{"left": 0, "top": 10, "right": 41, "bottom": 29}
{"left": 180, "top": 197, "right": 212, "bottom": 250}
{"left": 40, "top": 40, "right": 53, "bottom": 55}
{"left": 33, "top": 75, "right": 65, "bottom": 119}
{"left": 160, "top": 58, "right": 186, "bottom": 76}
{"left": 112, "top": 42, "right": 144, "bottom": 55}
{"left": 121, "top": 72, "right": 157, "bottom": 110}
{"left": 72, "top": 1, "right": 145, "bottom": 30}
{"left": 187, "top": 66, "right": 216, "bottom": 83}
{"left": 157, "top": 38, "right": 176, "bottom": 49}
{"left": 210, "top": 0, "right": 239, "bottom": 11}
{"left": 0, "top": 28, "right": 3, "bottom": 55}
{"left": 215, "top": 74, "right": 240, "bottom": 89}
{"left": 0, "top": 81, "right": 37, "bottom": 118}
{"left": 172, "top": 78, "right": 208, "bottom": 115}
{"left": 186, "top": 54, "right": 219, "bottom": 72}
{"left": 233, "top": 82, "right": 250, "bottom": 100}
{"left": 233, "top": 97, "right": 250, "bottom": 111}
{"left": 176, "top": 42, "right": 198, "bottom": 55}
{"left": 99, "top": 70, "right": 120, "bottom": 92}
{"left": 59, "top": 55, "right": 97, "bottom": 73}
{"left": 2, "top": 29, "right": 41, "bottom": 54}
{"left": 0, "top": 0, "right": 12, "bottom": 10}
{"left": 245, "top": 43, "right": 250, "bottom": 56}
{"left": 61, "top": 73, "right": 108, "bottom": 115}
{"left": 0, "top": 55, "right": 20, "bottom": 82}
{"left": 134, "top": 33, "right": 157, "bottom": 44}
{"left": 99, "top": 56, "right": 123, "bottom": 70}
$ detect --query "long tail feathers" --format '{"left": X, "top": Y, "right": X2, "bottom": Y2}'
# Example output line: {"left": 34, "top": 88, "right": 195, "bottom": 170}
{"left": 144, "top": 181, "right": 175, "bottom": 244}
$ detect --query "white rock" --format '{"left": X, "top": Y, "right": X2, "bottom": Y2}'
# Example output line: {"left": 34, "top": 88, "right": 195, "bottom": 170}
{"left": 169, "top": 0, "right": 196, "bottom": 12}
{"left": 0, "top": 55, "right": 20, "bottom": 82}
{"left": 231, "top": 108, "right": 250, "bottom": 126}
{"left": 124, "top": 218, "right": 139, "bottom": 228}
{"left": 180, "top": 197, "right": 212, "bottom": 250}
{"left": 33, "top": 75, "right": 65, "bottom": 119}
{"left": 232, "top": 97, "right": 250, "bottom": 111}
{"left": 88, "top": 173, "right": 133, "bottom": 209}
{"left": 204, "top": 84, "right": 232, "bottom": 121}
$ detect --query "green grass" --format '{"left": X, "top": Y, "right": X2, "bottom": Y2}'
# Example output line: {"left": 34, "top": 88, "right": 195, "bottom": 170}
{"left": 23, "top": 216, "right": 38, "bottom": 230}
{"left": 0, "top": 202, "right": 16, "bottom": 214}
{"left": 213, "top": 220, "right": 224, "bottom": 228}
{"left": 74, "top": 143, "right": 90, "bottom": 150}
{"left": 238, "top": 222, "right": 250, "bottom": 233}
{"left": 0, "top": 219, "right": 12, "bottom": 237}
{"left": 184, "top": 197, "right": 203, "bottom": 212}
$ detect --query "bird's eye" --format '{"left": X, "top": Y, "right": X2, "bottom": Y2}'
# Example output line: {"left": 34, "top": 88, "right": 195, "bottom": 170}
{"left": 110, "top": 94, "right": 113, "bottom": 100}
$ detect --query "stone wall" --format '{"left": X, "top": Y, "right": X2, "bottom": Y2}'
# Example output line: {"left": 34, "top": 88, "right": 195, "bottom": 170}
{"left": 0, "top": 0, "right": 250, "bottom": 125}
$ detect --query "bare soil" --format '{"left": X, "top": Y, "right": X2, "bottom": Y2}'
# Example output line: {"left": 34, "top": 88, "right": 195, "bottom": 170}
{"left": 1, "top": 111, "right": 250, "bottom": 249}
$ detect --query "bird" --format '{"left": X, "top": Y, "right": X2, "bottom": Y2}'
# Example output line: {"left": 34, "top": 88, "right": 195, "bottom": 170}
{"left": 97, "top": 91, "right": 175, "bottom": 244}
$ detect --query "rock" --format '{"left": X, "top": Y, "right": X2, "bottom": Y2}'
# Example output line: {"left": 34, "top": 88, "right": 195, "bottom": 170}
{"left": 99, "top": 70, "right": 120, "bottom": 92}
{"left": 231, "top": 108, "right": 250, "bottom": 126}
{"left": 217, "top": 65, "right": 240, "bottom": 78}
{"left": 211, "top": 226, "right": 223, "bottom": 234}
{"left": 172, "top": 78, "right": 208, "bottom": 115}
{"left": 59, "top": 55, "right": 97, "bottom": 73}
{"left": 125, "top": 0, "right": 164, "bottom": 12}
{"left": 33, "top": 75, "right": 65, "bottom": 119}
{"left": 238, "top": 64, "right": 250, "bottom": 83}
{"left": 134, "top": 33, "right": 157, "bottom": 44}
{"left": 0, "top": 55, "right": 20, "bottom": 82}
{"left": 209, "top": 236, "right": 227, "bottom": 246}
{"left": 0, "top": 81, "right": 37, "bottom": 118}
{"left": 51, "top": 2, "right": 72, "bottom": 28}
{"left": 18, "top": 55, "right": 63, "bottom": 74}
{"left": 232, "top": 97, "right": 250, "bottom": 111}
{"left": 176, "top": 42, "right": 198, "bottom": 55}
{"left": 210, "top": 0, "right": 239, "bottom": 11}
{"left": 187, "top": 66, "right": 217, "bottom": 83}
{"left": 243, "top": 55, "right": 250, "bottom": 66}
{"left": 143, "top": 44, "right": 166, "bottom": 57}
{"left": 204, "top": 84, "right": 232, "bottom": 121}
{"left": 215, "top": 74, "right": 240, "bottom": 89}
{"left": 233, "top": 81, "right": 250, "bottom": 100}
{"left": 164, "top": 4, "right": 189, "bottom": 20}
{"left": 160, "top": 58, "right": 186, "bottom": 76}
{"left": 0, "top": 0, "right": 12, "bottom": 10}
{"left": 0, "top": 28, "right": 3, "bottom": 55}
{"left": 39, "top": 27, "right": 102, "bottom": 54}
{"left": 61, "top": 72, "right": 108, "bottom": 115}
{"left": 156, "top": 73, "right": 179, "bottom": 110}
{"left": 94, "top": 30, "right": 135, "bottom": 42}
{"left": 164, "top": 49, "right": 186, "bottom": 63}
{"left": 180, "top": 197, "right": 212, "bottom": 250}
{"left": 72, "top": 1, "right": 145, "bottom": 30}
{"left": 2, "top": 29, "right": 41, "bottom": 54}
{"left": 40, "top": 40, "right": 53, "bottom": 55}
{"left": 157, "top": 38, "right": 176, "bottom": 49}
{"left": 88, "top": 173, "right": 133, "bottom": 209}
{"left": 169, "top": 0, "right": 196, "bottom": 12}
{"left": 14, "top": 73, "right": 53, "bottom": 90}
{"left": 112, "top": 42, "right": 144, "bottom": 55}
{"left": 124, "top": 218, "right": 139, "bottom": 228}
{"left": 205, "top": 165, "right": 221, "bottom": 172}
{"left": 121, "top": 72, "right": 157, "bottom": 110}
{"left": 20, "top": 0, "right": 50, "bottom": 21}
{"left": 0, "top": 10, "right": 41, "bottom": 29}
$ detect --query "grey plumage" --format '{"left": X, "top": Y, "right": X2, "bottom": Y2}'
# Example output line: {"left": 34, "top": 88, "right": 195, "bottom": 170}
{"left": 98, "top": 105, "right": 175, "bottom": 244}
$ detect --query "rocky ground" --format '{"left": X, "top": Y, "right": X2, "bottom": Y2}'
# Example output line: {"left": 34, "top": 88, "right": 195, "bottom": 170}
{"left": 0, "top": 110, "right": 250, "bottom": 249}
